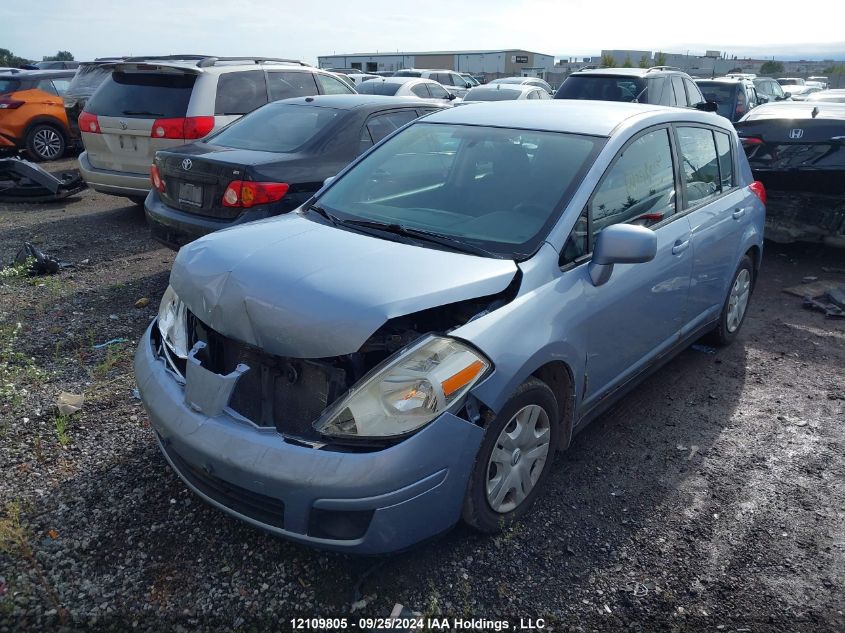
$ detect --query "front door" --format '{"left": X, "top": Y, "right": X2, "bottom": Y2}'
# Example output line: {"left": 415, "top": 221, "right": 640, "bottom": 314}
{"left": 580, "top": 126, "right": 693, "bottom": 409}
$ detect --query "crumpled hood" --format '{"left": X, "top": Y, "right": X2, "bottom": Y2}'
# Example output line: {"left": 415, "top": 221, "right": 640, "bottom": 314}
{"left": 170, "top": 213, "right": 518, "bottom": 358}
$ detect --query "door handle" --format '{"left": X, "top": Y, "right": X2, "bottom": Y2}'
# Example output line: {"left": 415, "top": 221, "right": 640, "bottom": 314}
{"left": 672, "top": 239, "right": 690, "bottom": 255}
{"left": 732, "top": 208, "right": 746, "bottom": 220}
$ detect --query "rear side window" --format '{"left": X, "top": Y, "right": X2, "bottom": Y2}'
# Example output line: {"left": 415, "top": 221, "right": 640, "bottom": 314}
{"left": 410, "top": 83, "right": 430, "bottom": 98}
{"left": 591, "top": 128, "right": 676, "bottom": 234}
{"left": 670, "top": 76, "right": 686, "bottom": 106}
{"left": 51, "top": 78, "right": 71, "bottom": 95}
{"left": 215, "top": 70, "right": 267, "bottom": 115}
{"left": 267, "top": 71, "right": 318, "bottom": 101}
{"left": 676, "top": 127, "right": 720, "bottom": 205}
{"left": 646, "top": 77, "right": 667, "bottom": 105}
{"left": 85, "top": 72, "right": 196, "bottom": 118}
{"left": 714, "top": 131, "right": 734, "bottom": 190}
{"left": 697, "top": 84, "right": 737, "bottom": 119}
{"left": 37, "top": 79, "right": 59, "bottom": 96}
{"left": 316, "top": 74, "right": 355, "bottom": 94}
{"left": 366, "top": 110, "right": 419, "bottom": 143}
{"left": 205, "top": 103, "right": 341, "bottom": 153}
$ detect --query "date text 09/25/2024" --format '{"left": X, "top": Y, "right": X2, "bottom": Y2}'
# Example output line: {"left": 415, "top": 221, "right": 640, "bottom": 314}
{"left": 290, "top": 617, "right": 548, "bottom": 631}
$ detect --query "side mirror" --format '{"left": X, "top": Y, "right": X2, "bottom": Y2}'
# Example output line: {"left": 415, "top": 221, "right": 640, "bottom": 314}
{"left": 447, "top": 93, "right": 457, "bottom": 101}
{"left": 465, "top": 81, "right": 473, "bottom": 89}
{"left": 783, "top": 91, "right": 792, "bottom": 99}
{"left": 757, "top": 95, "right": 769, "bottom": 104}
{"left": 695, "top": 101, "right": 719, "bottom": 112}
{"left": 323, "top": 176, "right": 335, "bottom": 187}
{"left": 588, "top": 224, "right": 657, "bottom": 286}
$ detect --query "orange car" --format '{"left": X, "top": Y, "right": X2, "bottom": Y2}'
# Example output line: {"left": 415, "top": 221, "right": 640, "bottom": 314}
{"left": 0, "top": 70, "right": 75, "bottom": 161}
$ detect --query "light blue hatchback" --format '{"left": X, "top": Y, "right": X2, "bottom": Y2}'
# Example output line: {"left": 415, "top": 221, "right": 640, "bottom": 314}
{"left": 135, "top": 100, "right": 765, "bottom": 553}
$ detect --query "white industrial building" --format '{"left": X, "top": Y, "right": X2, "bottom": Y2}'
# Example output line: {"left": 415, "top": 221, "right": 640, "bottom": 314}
{"left": 318, "top": 49, "right": 555, "bottom": 76}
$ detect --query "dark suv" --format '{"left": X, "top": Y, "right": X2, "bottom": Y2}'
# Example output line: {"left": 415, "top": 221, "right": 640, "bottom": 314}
{"left": 555, "top": 67, "right": 712, "bottom": 110}
{"left": 753, "top": 77, "right": 789, "bottom": 104}
{"left": 694, "top": 78, "right": 756, "bottom": 122}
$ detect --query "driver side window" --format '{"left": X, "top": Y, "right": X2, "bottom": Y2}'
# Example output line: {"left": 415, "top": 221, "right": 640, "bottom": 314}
{"left": 561, "top": 128, "right": 676, "bottom": 265}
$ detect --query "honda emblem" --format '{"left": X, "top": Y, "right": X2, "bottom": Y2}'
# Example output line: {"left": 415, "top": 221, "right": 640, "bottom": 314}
{"left": 181, "top": 158, "right": 193, "bottom": 171}
{"left": 788, "top": 128, "right": 804, "bottom": 140}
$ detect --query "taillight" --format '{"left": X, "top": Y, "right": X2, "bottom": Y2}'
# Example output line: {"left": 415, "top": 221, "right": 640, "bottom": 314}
{"left": 749, "top": 180, "right": 766, "bottom": 206}
{"left": 150, "top": 116, "right": 214, "bottom": 140}
{"left": 78, "top": 111, "right": 101, "bottom": 133}
{"left": 221, "top": 181, "right": 289, "bottom": 208}
{"left": 740, "top": 137, "right": 763, "bottom": 146}
{"left": 0, "top": 98, "right": 24, "bottom": 109}
{"left": 150, "top": 164, "right": 165, "bottom": 193}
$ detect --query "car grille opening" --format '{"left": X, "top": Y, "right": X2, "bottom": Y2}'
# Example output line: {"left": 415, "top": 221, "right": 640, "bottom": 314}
{"left": 307, "top": 508, "right": 374, "bottom": 541}
{"left": 188, "top": 314, "right": 349, "bottom": 441}
{"left": 164, "top": 442, "right": 285, "bottom": 529}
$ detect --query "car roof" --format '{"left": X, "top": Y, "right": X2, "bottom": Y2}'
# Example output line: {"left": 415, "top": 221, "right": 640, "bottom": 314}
{"left": 270, "top": 94, "right": 443, "bottom": 110}
{"left": 742, "top": 100, "right": 845, "bottom": 121}
{"left": 422, "top": 100, "right": 725, "bottom": 136}
{"left": 574, "top": 68, "right": 653, "bottom": 77}
{"left": 364, "top": 76, "right": 431, "bottom": 85}
{"left": 491, "top": 77, "right": 546, "bottom": 84}
{"left": 695, "top": 78, "right": 741, "bottom": 85}
{"left": 109, "top": 56, "right": 314, "bottom": 75}
{"left": 468, "top": 84, "right": 536, "bottom": 94}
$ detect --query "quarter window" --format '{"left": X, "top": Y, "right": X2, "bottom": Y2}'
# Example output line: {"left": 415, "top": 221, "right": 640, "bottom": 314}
{"left": 714, "top": 131, "right": 734, "bottom": 190}
{"left": 36, "top": 79, "right": 59, "bottom": 96}
{"left": 266, "top": 71, "right": 318, "bottom": 102}
{"left": 671, "top": 76, "right": 687, "bottom": 106}
{"left": 366, "top": 110, "right": 419, "bottom": 144}
{"left": 410, "top": 83, "right": 430, "bottom": 98}
{"left": 683, "top": 78, "right": 702, "bottom": 104}
{"left": 676, "top": 127, "right": 720, "bottom": 205}
{"left": 215, "top": 70, "right": 268, "bottom": 115}
{"left": 316, "top": 73, "right": 355, "bottom": 95}
{"left": 427, "top": 83, "right": 450, "bottom": 99}
{"left": 590, "top": 128, "right": 677, "bottom": 236}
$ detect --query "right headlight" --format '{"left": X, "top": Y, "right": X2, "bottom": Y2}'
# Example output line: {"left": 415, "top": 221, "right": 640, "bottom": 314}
{"left": 157, "top": 285, "right": 188, "bottom": 359}
{"left": 314, "top": 335, "right": 491, "bottom": 440}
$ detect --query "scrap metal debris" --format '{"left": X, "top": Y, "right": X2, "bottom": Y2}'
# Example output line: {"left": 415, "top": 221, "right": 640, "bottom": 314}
{"left": 0, "top": 157, "right": 86, "bottom": 203}
{"left": 92, "top": 338, "right": 130, "bottom": 349}
{"left": 14, "top": 242, "right": 71, "bottom": 276}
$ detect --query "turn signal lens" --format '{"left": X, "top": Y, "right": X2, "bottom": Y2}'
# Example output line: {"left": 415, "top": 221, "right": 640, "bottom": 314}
{"left": 749, "top": 180, "right": 766, "bottom": 206}
{"left": 150, "top": 164, "right": 165, "bottom": 193}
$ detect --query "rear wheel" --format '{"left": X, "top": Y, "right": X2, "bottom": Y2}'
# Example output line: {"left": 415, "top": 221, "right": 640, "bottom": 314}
{"left": 462, "top": 377, "right": 560, "bottom": 533}
{"left": 26, "top": 124, "right": 66, "bottom": 162}
{"left": 708, "top": 255, "right": 754, "bottom": 346}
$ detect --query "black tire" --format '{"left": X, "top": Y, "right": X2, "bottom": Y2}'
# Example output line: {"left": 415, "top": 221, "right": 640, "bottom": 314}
{"left": 25, "top": 124, "right": 66, "bottom": 162}
{"left": 462, "top": 377, "right": 560, "bottom": 533}
{"left": 126, "top": 195, "right": 147, "bottom": 206}
{"left": 707, "top": 255, "right": 754, "bottom": 347}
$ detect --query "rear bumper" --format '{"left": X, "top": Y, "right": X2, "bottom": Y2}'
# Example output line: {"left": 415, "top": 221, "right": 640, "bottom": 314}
{"left": 144, "top": 188, "right": 279, "bottom": 250}
{"left": 134, "top": 323, "right": 484, "bottom": 554}
{"left": 78, "top": 151, "right": 150, "bottom": 197}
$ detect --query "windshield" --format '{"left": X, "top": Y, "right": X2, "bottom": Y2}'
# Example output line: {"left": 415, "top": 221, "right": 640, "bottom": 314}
{"left": 205, "top": 103, "right": 341, "bottom": 153}
{"left": 355, "top": 81, "right": 401, "bottom": 95}
{"left": 696, "top": 83, "right": 737, "bottom": 118}
{"left": 316, "top": 122, "right": 602, "bottom": 259}
{"left": 556, "top": 75, "right": 645, "bottom": 102}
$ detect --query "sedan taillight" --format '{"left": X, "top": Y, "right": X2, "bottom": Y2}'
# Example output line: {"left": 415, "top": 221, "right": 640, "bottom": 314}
{"left": 222, "top": 181, "right": 289, "bottom": 208}
{"left": 150, "top": 164, "right": 165, "bottom": 193}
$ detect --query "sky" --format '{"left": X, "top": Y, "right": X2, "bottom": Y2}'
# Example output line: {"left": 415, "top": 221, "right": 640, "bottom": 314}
{"left": 2, "top": 0, "right": 844, "bottom": 64}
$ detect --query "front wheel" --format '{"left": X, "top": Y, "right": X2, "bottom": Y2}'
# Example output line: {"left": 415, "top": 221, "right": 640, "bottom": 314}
{"left": 462, "top": 377, "right": 560, "bottom": 533}
{"left": 26, "top": 124, "right": 66, "bottom": 162}
{"left": 708, "top": 255, "right": 754, "bottom": 346}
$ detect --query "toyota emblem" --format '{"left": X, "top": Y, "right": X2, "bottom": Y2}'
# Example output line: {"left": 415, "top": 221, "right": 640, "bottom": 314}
{"left": 181, "top": 158, "right": 193, "bottom": 171}
{"left": 788, "top": 128, "right": 804, "bottom": 140}
{"left": 119, "top": 120, "right": 127, "bottom": 130}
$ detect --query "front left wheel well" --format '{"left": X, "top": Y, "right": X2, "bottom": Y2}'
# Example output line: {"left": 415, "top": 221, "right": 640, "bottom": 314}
{"left": 532, "top": 361, "right": 575, "bottom": 451}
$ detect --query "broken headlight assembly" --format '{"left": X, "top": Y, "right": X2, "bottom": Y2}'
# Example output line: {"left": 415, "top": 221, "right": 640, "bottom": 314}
{"left": 157, "top": 285, "right": 189, "bottom": 359}
{"left": 314, "top": 335, "right": 490, "bottom": 440}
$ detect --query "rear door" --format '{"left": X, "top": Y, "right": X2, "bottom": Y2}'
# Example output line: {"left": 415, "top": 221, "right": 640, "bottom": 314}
{"left": 677, "top": 125, "right": 747, "bottom": 332}
{"left": 83, "top": 69, "right": 197, "bottom": 174}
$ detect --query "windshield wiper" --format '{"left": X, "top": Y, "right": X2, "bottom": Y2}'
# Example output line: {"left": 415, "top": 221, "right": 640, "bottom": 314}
{"left": 121, "top": 110, "right": 165, "bottom": 116}
{"left": 304, "top": 203, "right": 339, "bottom": 225}
{"left": 342, "top": 219, "right": 501, "bottom": 258}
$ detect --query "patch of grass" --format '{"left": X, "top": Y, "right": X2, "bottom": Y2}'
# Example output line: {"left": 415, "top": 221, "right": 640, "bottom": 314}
{"left": 0, "top": 501, "right": 27, "bottom": 556}
{"left": 54, "top": 414, "right": 71, "bottom": 446}
{"left": 0, "top": 258, "right": 33, "bottom": 281}
{"left": 0, "top": 322, "right": 47, "bottom": 406}
{"left": 92, "top": 344, "right": 132, "bottom": 379}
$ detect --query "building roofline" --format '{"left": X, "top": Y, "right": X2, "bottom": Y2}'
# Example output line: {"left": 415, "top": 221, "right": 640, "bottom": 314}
{"left": 318, "top": 49, "right": 554, "bottom": 58}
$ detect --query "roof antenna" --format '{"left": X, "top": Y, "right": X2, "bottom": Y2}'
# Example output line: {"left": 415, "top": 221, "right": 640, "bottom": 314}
{"left": 812, "top": 106, "right": 819, "bottom": 118}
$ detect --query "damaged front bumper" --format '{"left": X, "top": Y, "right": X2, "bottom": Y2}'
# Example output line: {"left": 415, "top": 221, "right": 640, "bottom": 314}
{"left": 134, "top": 323, "right": 484, "bottom": 554}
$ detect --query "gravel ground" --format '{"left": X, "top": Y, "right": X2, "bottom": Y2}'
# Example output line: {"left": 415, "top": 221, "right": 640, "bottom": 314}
{"left": 1, "top": 158, "right": 844, "bottom": 632}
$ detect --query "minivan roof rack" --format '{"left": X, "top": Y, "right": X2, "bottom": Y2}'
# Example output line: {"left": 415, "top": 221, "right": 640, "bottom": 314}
{"left": 648, "top": 66, "right": 682, "bottom": 72}
{"left": 120, "top": 55, "right": 309, "bottom": 68}
{"left": 196, "top": 56, "right": 309, "bottom": 67}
